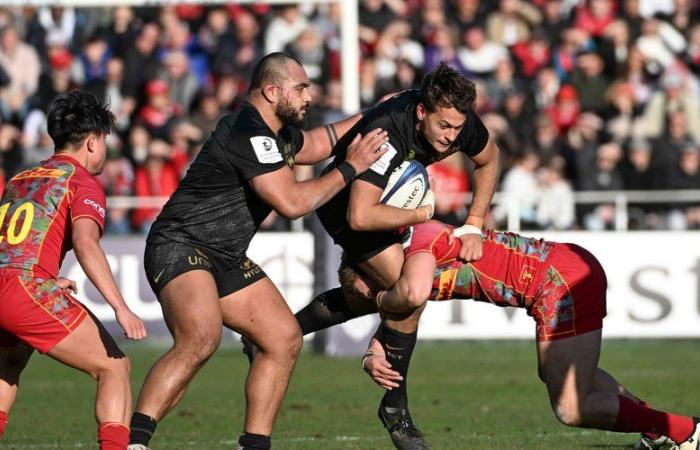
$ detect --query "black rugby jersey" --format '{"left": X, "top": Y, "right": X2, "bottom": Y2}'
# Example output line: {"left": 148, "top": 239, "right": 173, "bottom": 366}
{"left": 147, "top": 101, "right": 304, "bottom": 260}
{"left": 318, "top": 89, "right": 489, "bottom": 234}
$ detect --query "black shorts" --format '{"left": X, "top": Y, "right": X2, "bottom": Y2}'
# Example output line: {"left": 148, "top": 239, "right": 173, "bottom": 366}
{"left": 325, "top": 226, "right": 401, "bottom": 263}
{"left": 144, "top": 241, "right": 266, "bottom": 299}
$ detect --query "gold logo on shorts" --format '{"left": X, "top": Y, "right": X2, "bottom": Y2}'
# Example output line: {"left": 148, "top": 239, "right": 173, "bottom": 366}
{"left": 241, "top": 258, "right": 261, "bottom": 279}
{"left": 188, "top": 249, "right": 212, "bottom": 268}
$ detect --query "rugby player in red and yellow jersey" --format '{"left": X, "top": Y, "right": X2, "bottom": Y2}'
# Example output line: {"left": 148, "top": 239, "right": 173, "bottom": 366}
{"left": 353, "top": 221, "right": 700, "bottom": 449}
{"left": 0, "top": 91, "right": 146, "bottom": 450}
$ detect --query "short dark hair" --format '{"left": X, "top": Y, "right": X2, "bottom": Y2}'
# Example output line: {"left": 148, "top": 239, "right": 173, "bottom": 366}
{"left": 419, "top": 62, "right": 476, "bottom": 115}
{"left": 47, "top": 90, "right": 115, "bottom": 151}
{"left": 248, "top": 52, "right": 302, "bottom": 91}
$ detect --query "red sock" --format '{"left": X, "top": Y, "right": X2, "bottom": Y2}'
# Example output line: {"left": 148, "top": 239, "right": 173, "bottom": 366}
{"left": 0, "top": 411, "right": 7, "bottom": 438}
{"left": 615, "top": 395, "right": 694, "bottom": 443}
{"left": 98, "top": 423, "right": 129, "bottom": 450}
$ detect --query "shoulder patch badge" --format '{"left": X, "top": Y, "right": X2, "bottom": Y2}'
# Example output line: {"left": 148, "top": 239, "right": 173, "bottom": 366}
{"left": 250, "top": 136, "right": 283, "bottom": 164}
{"left": 370, "top": 141, "right": 398, "bottom": 175}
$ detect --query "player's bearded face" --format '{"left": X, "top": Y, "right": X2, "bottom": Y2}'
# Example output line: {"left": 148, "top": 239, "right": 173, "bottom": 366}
{"left": 276, "top": 90, "right": 309, "bottom": 128}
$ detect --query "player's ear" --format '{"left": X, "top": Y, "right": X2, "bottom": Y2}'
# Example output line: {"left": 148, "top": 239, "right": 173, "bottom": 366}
{"left": 86, "top": 134, "right": 96, "bottom": 153}
{"left": 416, "top": 103, "right": 426, "bottom": 120}
{"left": 261, "top": 84, "right": 279, "bottom": 104}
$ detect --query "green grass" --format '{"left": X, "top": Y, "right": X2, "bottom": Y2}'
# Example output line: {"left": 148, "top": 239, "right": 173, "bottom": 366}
{"left": 1, "top": 340, "right": 698, "bottom": 449}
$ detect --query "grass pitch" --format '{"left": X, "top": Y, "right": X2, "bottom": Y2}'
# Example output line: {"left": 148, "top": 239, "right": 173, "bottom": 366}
{"left": 0, "top": 339, "right": 698, "bottom": 449}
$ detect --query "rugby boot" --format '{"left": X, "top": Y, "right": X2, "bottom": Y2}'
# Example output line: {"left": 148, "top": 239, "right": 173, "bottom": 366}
{"left": 127, "top": 445, "right": 151, "bottom": 450}
{"left": 241, "top": 334, "right": 258, "bottom": 365}
{"left": 671, "top": 418, "right": 700, "bottom": 450}
{"left": 377, "top": 401, "right": 429, "bottom": 450}
{"left": 635, "top": 433, "right": 672, "bottom": 450}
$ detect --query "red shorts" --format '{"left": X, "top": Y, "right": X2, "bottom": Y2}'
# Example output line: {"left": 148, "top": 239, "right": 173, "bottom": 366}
{"left": 0, "top": 273, "right": 88, "bottom": 353}
{"left": 530, "top": 243, "right": 607, "bottom": 341}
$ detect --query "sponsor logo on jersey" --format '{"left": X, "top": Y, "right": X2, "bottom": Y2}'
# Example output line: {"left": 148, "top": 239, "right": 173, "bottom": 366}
{"left": 250, "top": 136, "right": 283, "bottom": 164}
{"left": 13, "top": 168, "right": 67, "bottom": 180}
{"left": 83, "top": 199, "right": 106, "bottom": 218}
{"left": 370, "top": 142, "right": 398, "bottom": 175}
{"left": 520, "top": 265, "right": 536, "bottom": 283}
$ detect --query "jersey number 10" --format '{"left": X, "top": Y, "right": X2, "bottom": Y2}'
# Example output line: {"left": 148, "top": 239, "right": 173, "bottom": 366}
{"left": 0, "top": 202, "right": 35, "bottom": 245}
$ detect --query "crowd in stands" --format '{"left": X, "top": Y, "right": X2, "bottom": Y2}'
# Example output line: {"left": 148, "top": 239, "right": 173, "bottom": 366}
{"left": 0, "top": 0, "right": 699, "bottom": 232}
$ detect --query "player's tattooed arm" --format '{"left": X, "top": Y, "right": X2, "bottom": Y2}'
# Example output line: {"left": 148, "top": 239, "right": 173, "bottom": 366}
{"left": 295, "top": 112, "right": 363, "bottom": 164}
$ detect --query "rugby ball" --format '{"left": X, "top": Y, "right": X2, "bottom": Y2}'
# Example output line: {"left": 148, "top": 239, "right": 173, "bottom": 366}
{"left": 380, "top": 160, "right": 429, "bottom": 209}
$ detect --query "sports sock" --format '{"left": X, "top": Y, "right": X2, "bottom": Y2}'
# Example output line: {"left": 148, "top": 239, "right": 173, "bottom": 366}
{"left": 129, "top": 412, "right": 158, "bottom": 446}
{"left": 0, "top": 410, "right": 7, "bottom": 438}
{"left": 380, "top": 324, "right": 417, "bottom": 409}
{"left": 615, "top": 395, "right": 694, "bottom": 443}
{"left": 98, "top": 422, "right": 129, "bottom": 450}
{"left": 238, "top": 432, "right": 271, "bottom": 449}
{"left": 295, "top": 288, "right": 360, "bottom": 335}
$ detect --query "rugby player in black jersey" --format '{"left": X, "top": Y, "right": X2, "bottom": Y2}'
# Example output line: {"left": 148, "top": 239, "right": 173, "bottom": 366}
{"left": 296, "top": 63, "right": 500, "bottom": 449}
{"left": 126, "top": 53, "right": 389, "bottom": 450}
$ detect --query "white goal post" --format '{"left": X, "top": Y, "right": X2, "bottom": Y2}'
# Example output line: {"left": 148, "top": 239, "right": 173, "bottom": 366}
{"left": 5, "top": 0, "right": 360, "bottom": 114}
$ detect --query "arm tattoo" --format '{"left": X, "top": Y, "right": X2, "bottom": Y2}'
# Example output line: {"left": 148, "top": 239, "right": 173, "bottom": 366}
{"left": 324, "top": 124, "right": 339, "bottom": 148}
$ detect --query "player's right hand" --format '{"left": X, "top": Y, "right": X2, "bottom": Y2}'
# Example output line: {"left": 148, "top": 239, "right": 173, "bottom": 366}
{"left": 418, "top": 190, "right": 435, "bottom": 222}
{"left": 363, "top": 354, "right": 403, "bottom": 390}
{"left": 345, "top": 128, "right": 389, "bottom": 174}
{"left": 116, "top": 308, "right": 147, "bottom": 340}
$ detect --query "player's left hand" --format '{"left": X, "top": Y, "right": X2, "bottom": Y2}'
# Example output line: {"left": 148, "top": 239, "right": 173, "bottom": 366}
{"left": 56, "top": 277, "right": 78, "bottom": 294}
{"left": 363, "top": 354, "right": 403, "bottom": 390}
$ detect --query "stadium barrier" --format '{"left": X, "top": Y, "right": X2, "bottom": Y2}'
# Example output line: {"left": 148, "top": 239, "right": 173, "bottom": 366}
{"left": 62, "top": 227, "right": 700, "bottom": 354}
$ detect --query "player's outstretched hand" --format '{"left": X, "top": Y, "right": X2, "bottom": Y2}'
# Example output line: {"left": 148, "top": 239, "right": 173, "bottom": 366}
{"left": 345, "top": 128, "right": 389, "bottom": 174}
{"left": 56, "top": 277, "right": 78, "bottom": 294}
{"left": 363, "top": 354, "right": 403, "bottom": 390}
{"left": 116, "top": 308, "right": 147, "bottom": 340}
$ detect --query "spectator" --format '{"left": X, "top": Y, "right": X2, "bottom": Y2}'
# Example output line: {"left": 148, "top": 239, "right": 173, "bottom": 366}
{"left": 190, "top": 91, "right": 221, "bottom": 137}
{"left": 0, "top": 123, "right": 22, "bottom": 179}
{"left": 531, "top": 113, "right": 565, "bottom": 164}
{"left": 574, "top": 0, "right": 616, "bottom": 38}
{"left": 78, "top": 34, "right": 111, "bottom": 85}
{"left": 123, "top": 22, "right": 162, "bottom": 98}
{"left": 106, "top": 6, "right": 139, "bottom": 59}
{"left": 604, "top": 82, "right": 640, "bottom": 143}
{"left": 375, "top": 20, "right": 424, "bottom": 80}
{"left": 423, "top": 24, "right": 466, "bottom": 75}
{"left": 539, "top": 0, "right": 568, "bottom": 45}
{"left": 97, "top": 145, "right": 134, "bottom": 235}
{"left": 492, "top": 151, "right": 541, "bottom": 227}
{"left": 38, "top": 7, "right": 76, "bottom": 48}
{"left": 132, "top": 139, "right": 180, "bottom": 233}
{"left": 636, "top": 17, "right": 686, "bottom": 74}
{"left": 35, "top": 48, "right": 78, "bottom": 114}
{"left": 642, "top": 63, "right": 700, "bottom": 144}
{"left": 160, "top": 50, "right": 199, "bottom": 113}
{"left": 486, "top": 0, "right": 542, "bottom": 47}
{"left": 285, "top": 26, "right": 331, "bottom": 87}
{"left": 449, "top": 0, "right": 489, "bottom": 34}
{"left": 265, "top": 5, "right": 307, "bottom": 55}
{"left": 581, "top": 142, "right": 625, "bottom": 230}
{"left": 376, "top": 58, "right": 422, "bottom": 100}
{"left": 665, "top": 143, "right": 700, "bottom": 229}
{"left": 571, "top": 50, "right": 610, "bottom": 115}
{"left": 547, "top": 84, "right": 581, "bottom": 134}
{"left": 137, "top": 79, "right": 182, "bottom": 140}
{"left": 511, "top": 31, "right": 552, "bottom": 79}
{"left": 87, "top": 57, "right": 135, "bottom": 133}
{"left": 536, "top": 156, "right": 575, "bottom": 230}
{"left": 457, "top": 26, "right": 508, "bottom": 77}
{"left": 0, "top": 24, "right": 41, "bottom": 123}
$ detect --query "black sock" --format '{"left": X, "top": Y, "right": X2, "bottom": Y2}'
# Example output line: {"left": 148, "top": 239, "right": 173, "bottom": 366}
{"left": 295, "top": 287, "right": 360, "bottom": 335}
{"left": 380, "top": 324, "right": 417, "bottom": 409}
{"left": 129, "top": 412, "right": 158, "bottom": 446}
{"left": 238, "top": 432, "right": 271, "bottom": 450}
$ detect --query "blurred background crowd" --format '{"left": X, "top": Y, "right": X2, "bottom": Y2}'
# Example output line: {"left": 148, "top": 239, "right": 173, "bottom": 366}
{"left": 0, "top": 0, "right": 699, "bottom": 233}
